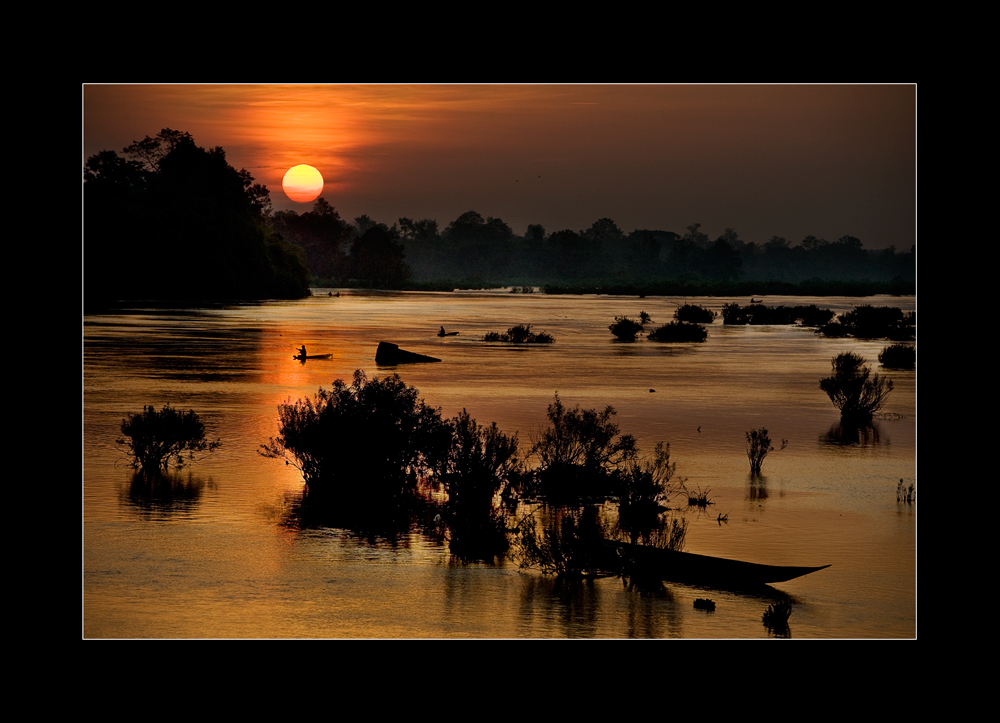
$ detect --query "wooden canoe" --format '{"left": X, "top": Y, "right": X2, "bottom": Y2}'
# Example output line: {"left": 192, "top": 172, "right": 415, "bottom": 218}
{"left": 607, "top": 541, "right": 830, "bottom": 588}
{"left": 293, "top": 354, "right": 333, "bottom": 360}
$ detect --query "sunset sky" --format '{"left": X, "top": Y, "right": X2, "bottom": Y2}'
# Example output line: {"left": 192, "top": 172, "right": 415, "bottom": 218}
{"left": 82, "top": 84, "right": 916, "bottom": 249}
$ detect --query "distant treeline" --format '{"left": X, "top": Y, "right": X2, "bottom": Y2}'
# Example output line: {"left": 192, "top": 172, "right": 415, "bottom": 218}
{"left": 84, "top": 130, "right": 916, "bottom": 304}
{"left": 275, "top": 204, "right": 915, "bottom": 294}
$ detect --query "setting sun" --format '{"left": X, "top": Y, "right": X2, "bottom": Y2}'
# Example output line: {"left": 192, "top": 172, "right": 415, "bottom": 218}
{"left": 282, "top": 164, "right": 324, "bottom": 203}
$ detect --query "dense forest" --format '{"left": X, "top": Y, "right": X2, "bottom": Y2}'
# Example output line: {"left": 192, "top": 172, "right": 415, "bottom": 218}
{"left": 83, "top": 130, "right": 311, "bottom": 308}
{"left": 84, "top": 130, "right": 916, "bottom": 304}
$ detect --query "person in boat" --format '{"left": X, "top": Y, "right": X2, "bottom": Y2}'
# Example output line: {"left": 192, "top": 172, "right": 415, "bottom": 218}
{"left": 439, "top": 326, "right": 446, "bottom": 336}
{"left": 298, "top": 345, "right": 307, "bottom": 358}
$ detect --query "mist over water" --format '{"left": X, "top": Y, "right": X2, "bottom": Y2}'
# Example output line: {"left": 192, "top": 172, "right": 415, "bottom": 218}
{"left": 84, "top": 290, "right": 916, "bottom": 638}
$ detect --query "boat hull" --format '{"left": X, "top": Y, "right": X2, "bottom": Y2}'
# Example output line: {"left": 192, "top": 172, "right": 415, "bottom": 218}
{"left": 608, "top": 542, "right": 830, "bottom": 587}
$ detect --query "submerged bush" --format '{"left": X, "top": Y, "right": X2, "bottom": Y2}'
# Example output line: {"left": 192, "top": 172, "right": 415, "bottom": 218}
{"left": 647, "top": 321, "right": 708, "bottom": 343}
{"left": 819, "top": 352, "right": 894, "bottom": 423}
{"left": 822, "top": 305, "right": 915, "bottom": 340}
{"left": 609, "top": 315, "right": 645, "bottom": 341}
{"left": 878, "top": 343, "right": 916, "bottom": 369}
{"left": 674, "top": 304, "right": 716, "bottom": 324}
{"left": 117, "top": 404, "right": 221, "bottom": 471}
{"left": 614, "top": 442, "right": 682, "bottom": 545}
{"left": 529, "top": 393, "right": 638, "bottom": 502}
{"left": 483, "top": 324, "right": 554, "bottom": 343}
{"left": 762, "top": 599, "right": 793, "bottom": 635}
{"left": 723, "top": 303, "right": 834, "bottom": 326}
{"left": 440, "top": 409, "right": 522, "bottom": 560}
{"left": 746, "top": 427, "right": 786, "bottom": 475}
{"left": 259, "top": 370, "right": 452, "bottom": 503}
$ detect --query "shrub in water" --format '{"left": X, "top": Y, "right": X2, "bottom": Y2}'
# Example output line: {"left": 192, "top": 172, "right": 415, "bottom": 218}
{"left": 117, "top": 404, "right": 221, "bottom": 471}
{"left": 674, "top": 304, "right": 716, "bottom": 324}
{"left": 529, "top": 393, "right": 638, "bottom": 502}
{"left": 614, "top": 442, "right": 682, "bottom": 545}
{"left": 483, "top": 324, "right": 554, "bottom": 343}
{"left": 762, "top": 599, "right": 793, "bottom": 635}
{"left": 259, "top": 370, "right": 452, "bottom": 503}
{"left": 647, "top": 321, "right": 707, "bottom": 343}
{"left": 440, "top": 409, "right": 522, "bottom": 560}
{"left": 746, "top": 427, "right": 786, "bottom": 475}
{"left": 609, "top": 315, "right": 645, "bottom": 341}
{"left": 819, "top": 352, "right": 894, "bottom": 423}
{"left": 878, "top": 343, "right": 915, "bottom": 369}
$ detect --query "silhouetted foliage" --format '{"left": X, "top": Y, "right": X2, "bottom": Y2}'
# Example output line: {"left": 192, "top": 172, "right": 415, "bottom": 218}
{"left": 259, "top": 370, "right": 451, "bottom": 505}
{"left": 483, "top": 324, "right": 554, "bottom": 343}
{"left": 647, "top": 321, "right": 708, "bottom": 343}
{"left": 614, "top": 442, "right": 682, "bottom": 545}
{"left": 439, "top": 410, "right": 522, "bottom": 561}
{"left": 746, "top": 427, "right": 786, "bottom": 475}
{"left": 348, "top": 222, "right": 412, "bottom": 289}
{"left": 674, "top": 304, "right": 716, "bottom": 324}
{"left": 117, "top": 404, "right": 221, "bottom": 471}
{"left": 722, "top": 303, "right": 834, "bottom": 326}
{"left": 819, "top": 352, "right": 894, "bottom": 423}
{"left": 762, "top": 599, "right": 793, "bottom": 636}
{"left": 822, "top": 305, "right": 915, "bottom": 340}
{"left": 270, "top": 198, "right": 352, "bottom": 283}
{"left": 609, "top": 316, "right": 645, "bottom": 341}
{"left": 879, "top": 343, "right": 916, "bottom": 369}
{"left": 528, "top": 394, "right": 638, "bottom": 503}
{"left": 84, "top": 128, "right": 310, "bottom": 306}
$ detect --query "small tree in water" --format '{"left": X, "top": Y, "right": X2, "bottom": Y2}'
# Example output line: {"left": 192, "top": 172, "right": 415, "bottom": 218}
{"left": 117, "top": 405, "right": 221, "bottom": 471}
{"left": 746, "top": 427, "right": 786, "bottom": 475}
{"left": 819, "top": 352, "right": 894, "bottom": 423}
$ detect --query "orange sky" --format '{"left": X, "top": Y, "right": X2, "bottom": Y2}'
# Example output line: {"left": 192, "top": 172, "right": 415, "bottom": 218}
{"left": 82, "top": 83, "right": 916, "bottom": 249}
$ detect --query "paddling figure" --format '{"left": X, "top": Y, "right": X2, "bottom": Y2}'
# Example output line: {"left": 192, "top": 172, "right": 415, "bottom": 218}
{"left": 298, "top": 345, "right": 307, "bottom": 358}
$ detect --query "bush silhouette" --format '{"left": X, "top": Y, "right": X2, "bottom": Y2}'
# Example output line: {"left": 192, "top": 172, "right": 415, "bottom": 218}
{"left": 259, "top": 370, "right": 452, "bottom": 503}
{"left": 483, "top": 324, "right": 554, "bottom": 343}
{"left": 878, "top": 343, "right": 915, "bottom": 369}
{"left": 529, "top": 393, "right": 638, "bottom": 502}
{"left": 609, "top": 316, "right": 645, "bottom": 341}
{"left": 819, "top": 352, "right": 894, "bottom": 423}
{"left": 117, "top": 405, "right": 221, "bottom": 471}
{"left": 647, "top": 321, "right": 707, "bottom": 342}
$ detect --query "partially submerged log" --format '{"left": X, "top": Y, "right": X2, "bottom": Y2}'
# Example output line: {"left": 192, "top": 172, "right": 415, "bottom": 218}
{"left": 375, "top": 341, "right": 442, "bottom": 365}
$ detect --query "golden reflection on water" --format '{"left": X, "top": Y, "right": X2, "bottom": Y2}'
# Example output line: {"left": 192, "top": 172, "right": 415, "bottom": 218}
{"left": 84, "top": 291, "right": 916, "bottom": 638}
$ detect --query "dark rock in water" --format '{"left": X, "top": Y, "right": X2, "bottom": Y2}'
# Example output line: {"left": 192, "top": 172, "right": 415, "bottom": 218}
{"left": 375, "top": 342, "right": 441, "bottom": 365}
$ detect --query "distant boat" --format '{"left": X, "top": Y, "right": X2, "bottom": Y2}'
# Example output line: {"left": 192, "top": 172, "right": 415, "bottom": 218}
{"left": 293, "top": 353, "right": 332, "bottom": 360}
{"left": 437, "top": 326, "right": 459, "bottom": 337}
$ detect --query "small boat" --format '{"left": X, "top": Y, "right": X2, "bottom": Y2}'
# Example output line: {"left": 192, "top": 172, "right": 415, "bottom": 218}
{"left": 437, "top": 326, "right": 459, "bottom": 337}
{"left": 293, "top": 353, "right": 333, "bottom": 360}
{"left": 605, "top": 541, "right": 830, "bottom": 588}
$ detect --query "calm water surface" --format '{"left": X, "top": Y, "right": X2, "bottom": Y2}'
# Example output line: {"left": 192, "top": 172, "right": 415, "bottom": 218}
{"left": 83, "top": 290, "right": 917, "bottom": 638}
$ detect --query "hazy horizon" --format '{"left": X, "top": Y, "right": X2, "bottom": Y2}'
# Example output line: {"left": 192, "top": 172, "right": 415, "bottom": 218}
{"left": 83, "top": 83, "right": 916, "bottom": 249}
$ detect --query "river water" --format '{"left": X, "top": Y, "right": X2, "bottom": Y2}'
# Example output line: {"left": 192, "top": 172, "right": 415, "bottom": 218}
{"left": 83, "top": 290, "right": 917, "bottom": 638}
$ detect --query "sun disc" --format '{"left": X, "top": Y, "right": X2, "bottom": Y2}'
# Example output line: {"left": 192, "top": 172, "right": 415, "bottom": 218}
{"left": 282, "top": 164, "right": 324, "bottom": 203}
